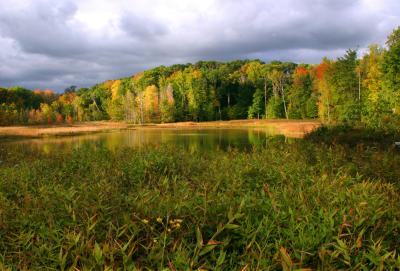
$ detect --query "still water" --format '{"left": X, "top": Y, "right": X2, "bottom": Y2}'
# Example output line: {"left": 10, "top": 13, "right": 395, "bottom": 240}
{"left": 3, "top": 128, "right": 294, "bottom": 153}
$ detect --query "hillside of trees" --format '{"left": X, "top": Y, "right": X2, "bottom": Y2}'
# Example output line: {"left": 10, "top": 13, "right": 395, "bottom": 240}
{"left": 1, "top": 27, "right": 400, "bottom": 130}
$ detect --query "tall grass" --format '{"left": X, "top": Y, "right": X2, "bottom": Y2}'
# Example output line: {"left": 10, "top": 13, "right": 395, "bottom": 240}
{"left": 0, "top": 137, "right": 399, "bottom": 270}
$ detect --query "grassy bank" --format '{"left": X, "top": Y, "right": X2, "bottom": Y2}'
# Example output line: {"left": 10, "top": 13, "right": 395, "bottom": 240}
{"left": 0, "top": 121, "right": 131, "bottom": 139}
{"left": 0, "top": 137, "right": 399, "bottom": 270}
{"left": 155, "top": 119, "right": 321, "bottom": 138}
{"left": 0, "top": 119, "right": 321, "bottom": 140}
{"left": 306, "top": 125, "right": 400, "bottom": 147}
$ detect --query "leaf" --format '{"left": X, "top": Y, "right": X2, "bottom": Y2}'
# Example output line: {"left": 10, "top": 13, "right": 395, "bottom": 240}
{"left": 121, "top": 234, "right": 135, "bottom": 253}
{"left": 356, "top": 231, "right": 364, "bottom": 248}
{"left": 224, "top": 223, "right": 240, "bottom": 230}
{"left": 199, "top": 244, "right": 218, "bottom": 256}
{"left": 196, "top": 226, "right": 203, "bottom": 248}
{"left": 168, "top": 261, "right": 177, "bottom": 271}
{"left": 279, "top": 246, "right": 293, "bottom": 270}
{"left": 228, "top": 209, "right": 234, "bottom": 221}
{"left": 216, "top": 250, "right": 226, "bottom": 266}
{"left": 207, "top": 239, "right": 223, "bottom": 245}
{"left": 94, "top": 243, "right": 103, "bottom": 264}
{"left": 58, "top": 247, "right": 67, "bottom": 269}
{"left": 88, "top": 218, "right": 97, "bottom": 233}
{"left": 336, "top": 239, "right": 348, "bottom": 250}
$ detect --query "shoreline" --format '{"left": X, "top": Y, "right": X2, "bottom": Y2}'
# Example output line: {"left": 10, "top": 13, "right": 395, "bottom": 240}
{"left": 0, "top": 119, "right": 321, "bottom": 140}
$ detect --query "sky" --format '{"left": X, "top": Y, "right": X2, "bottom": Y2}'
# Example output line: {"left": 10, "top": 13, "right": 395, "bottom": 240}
{"left": 0, "top": 0, "right": 399, "bottom": 92}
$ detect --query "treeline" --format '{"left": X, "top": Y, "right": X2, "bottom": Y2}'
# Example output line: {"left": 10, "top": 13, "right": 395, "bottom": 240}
{"left": 1, "top": 27, "right": 399, "bottom": 129}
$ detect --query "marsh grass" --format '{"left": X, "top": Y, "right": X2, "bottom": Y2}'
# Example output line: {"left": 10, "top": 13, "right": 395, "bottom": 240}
{"left": 0, "top": 137, "right": 399, "bottom": 270}
{"left": 305, "top": 125, "right": 400, "bottom": 147}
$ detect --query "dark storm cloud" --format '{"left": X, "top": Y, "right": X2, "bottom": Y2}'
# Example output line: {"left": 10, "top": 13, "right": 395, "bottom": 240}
{"left": 175, "top": 0, "right": 378, "bottom": 58}
{"left": 0, "top": 0, "right": 398, "bottom": 91}
{"left": 0, "top": 1, "right": 88, "bottom": 57}
{"left": 120, "top": 14, "right": 168, "bottom": 40}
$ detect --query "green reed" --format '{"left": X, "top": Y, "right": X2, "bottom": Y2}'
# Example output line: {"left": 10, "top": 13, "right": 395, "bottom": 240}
{"left": 0, "top": 136, "right": 399, "bottom": 270}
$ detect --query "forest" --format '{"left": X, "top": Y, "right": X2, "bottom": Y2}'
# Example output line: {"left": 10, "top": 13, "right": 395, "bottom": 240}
{"left": 1, "top": 27, "right": 400, "bottom": 131}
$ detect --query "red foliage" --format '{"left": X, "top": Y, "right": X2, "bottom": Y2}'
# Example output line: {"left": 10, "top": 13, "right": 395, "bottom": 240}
{"left": 315, "top": 62, "right": 329, "bottom": 80}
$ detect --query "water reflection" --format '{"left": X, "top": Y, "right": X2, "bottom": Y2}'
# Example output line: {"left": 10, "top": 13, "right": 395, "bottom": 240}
{"left": 2, "top": 128, "right": 296, "bottom": 154}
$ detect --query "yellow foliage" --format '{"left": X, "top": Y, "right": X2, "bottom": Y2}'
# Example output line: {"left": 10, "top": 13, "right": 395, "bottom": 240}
{"left": 192, "top": 69, "right": 202, "bottom": 79}
{"left": 144, "top": 85, "right": 159, "bottom": 113}
{"left": 362, "top": 45, "right": 383, "bottom": 104}
{"left": 111, "top": 80, "right": 121, "bottom": 100}
{"left": 102, "top": 80, "right": 114, "bottom": 89}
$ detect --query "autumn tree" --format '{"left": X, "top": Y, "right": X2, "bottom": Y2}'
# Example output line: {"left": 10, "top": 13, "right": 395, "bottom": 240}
{"left": 316, "top": 50, "right": 359, "bottom": 123}
{"left": 159, "top": 83, "right": 175, "bottom": 123}
{"left": 267, "top": 68, "right": 286, "bottom": 118}
{"left": 288, "top": 66, "right": 316, "bottom": 119}
{"left": 143, "top": 85, "right": 159, "bottom": 122}
{"left": 314, "top": 59, "right": 332, "bottom": 121}
{"left": 359, "top": 45, "right": 388, "bottom": 128}
{"left": 381, "top": 26, "right": 400, "bottom": 126}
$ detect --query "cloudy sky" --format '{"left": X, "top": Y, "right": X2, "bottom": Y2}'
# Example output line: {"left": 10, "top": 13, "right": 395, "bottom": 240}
{"left": 0, "top": 0, "right": 399, "bottom": 91}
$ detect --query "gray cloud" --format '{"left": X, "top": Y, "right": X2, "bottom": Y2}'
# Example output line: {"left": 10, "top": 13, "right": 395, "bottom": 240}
{"left": 0, "top": 0, "right": 398, "bottom": 91}
{"left": 120, "top": 14, "right": 168, "bottom": 40}
{"left": 0, "top": 1, "right": 87, "bottom": 57}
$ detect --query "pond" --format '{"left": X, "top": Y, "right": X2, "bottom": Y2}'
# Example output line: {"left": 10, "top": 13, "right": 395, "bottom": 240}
{"left": 1, "top": 128, "right": 295, "bottom": 154}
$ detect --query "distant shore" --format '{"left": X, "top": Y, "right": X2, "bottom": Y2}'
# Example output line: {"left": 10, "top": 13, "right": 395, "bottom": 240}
{"left": 0, "top": 119, "right": 321, "bottom": 139}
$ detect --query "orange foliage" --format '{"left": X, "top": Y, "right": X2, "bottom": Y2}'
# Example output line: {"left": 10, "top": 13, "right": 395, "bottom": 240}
{"left": 28, "top": 109, "right": 45, "bottom": 124}
{"left": 315, "top": 62, "right": 329, "bottom": 80}
{"left": 66, "top": 115, "right": 74, "bottom": 124}
{"left": 34, "top": 89, "right": 55, "bottom": 95}
{"left": 102, "top": 80, "right": 114, "bottom": 89}
{"left": 55, "top": 113, "right": 64, "bottom": 123}
{"left": 59, "top": 92, "right": 76, "bottom": 104}
{"left": 295, "top": 67, "right": 308, "bottom": 76}
{"left": 44, "top": 89, "right": 55, "bottom": 96}
{"left": 132, "top": 72, "right": 144, "bottom": 81}
{"left": 192, "top": 69, "right": 202, "bottom": 79}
